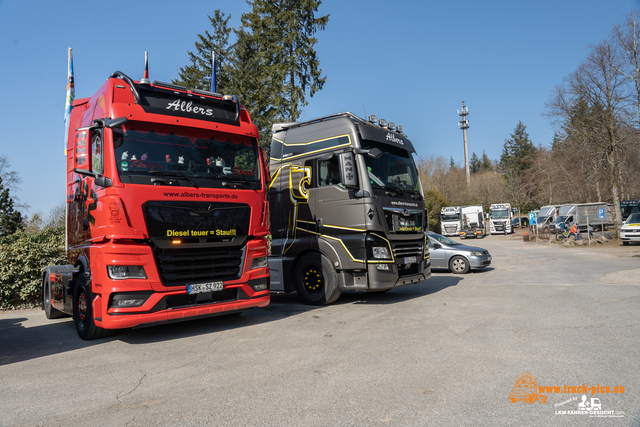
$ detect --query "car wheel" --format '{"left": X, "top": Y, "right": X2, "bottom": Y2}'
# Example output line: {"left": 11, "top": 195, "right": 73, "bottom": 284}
{"left": 449, "top": 256, "right": 470, "bottom": 274}
{"left": 294, "top": 253, "right": 342, "bottom": 305}
{"left": 43, "top": 272, "right": 66, "bottom": 319}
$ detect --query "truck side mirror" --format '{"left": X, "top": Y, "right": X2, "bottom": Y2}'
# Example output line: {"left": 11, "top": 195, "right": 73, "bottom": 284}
{"left": 73, "top": 126, "right": 112, "bottom": 188}
{"left": 339, "top": 152, "right": 358, "bottom": 188}
{"left": 260, "top": 148, "right": 271, "bottom": 183}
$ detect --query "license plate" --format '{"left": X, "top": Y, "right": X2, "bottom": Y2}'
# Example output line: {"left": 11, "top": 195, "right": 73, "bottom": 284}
{"left": 630, "top": 237, "right": 640, "bottom": 241}
{"left": 187, "top": 281, "right": 223, "bottom": 294}
{"left": 404, "top": 256, "right": 417, "bottom": 264}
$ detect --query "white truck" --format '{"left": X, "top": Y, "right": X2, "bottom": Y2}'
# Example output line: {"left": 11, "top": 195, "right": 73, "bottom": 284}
{"left": 548, "top": 203, "right": 614, "bottom": 233}
{"left": 536, "top": 205, "right": 558, "bottom": 232}
{"left": 489, "top": 203, "right": 513, "bottom": 234}
{"left": 460, "top": 204, "right": 485, "bottom": 238}
{"left": 440, "top": 206, "right": 462, "bottom": 236}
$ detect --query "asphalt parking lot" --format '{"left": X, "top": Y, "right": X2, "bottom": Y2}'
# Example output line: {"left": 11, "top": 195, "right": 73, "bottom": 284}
{"left": 1, "top": 234, "right": 639, "bottom": 426}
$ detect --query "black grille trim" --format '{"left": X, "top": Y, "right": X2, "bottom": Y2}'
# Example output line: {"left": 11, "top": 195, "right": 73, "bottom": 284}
{"left": 153, "top": 245, "right": 245, "bottom": 286}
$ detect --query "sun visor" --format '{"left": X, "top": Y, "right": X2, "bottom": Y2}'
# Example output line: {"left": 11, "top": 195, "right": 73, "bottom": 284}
{"left": 358, "top": 124, "right": 415, "bottom": 153}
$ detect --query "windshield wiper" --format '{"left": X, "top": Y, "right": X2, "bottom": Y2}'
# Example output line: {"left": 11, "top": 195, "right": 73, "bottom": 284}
{"left": 221, "top": 175, "right": 258, "bottom": 190}
{"left": 147, "top": 171, "right": 199, "bottom": 188}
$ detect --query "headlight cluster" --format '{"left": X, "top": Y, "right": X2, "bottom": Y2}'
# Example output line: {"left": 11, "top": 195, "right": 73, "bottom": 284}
{"left": 372, "top": 247, "right": 391, "bottom": 259}
{"left": 470, "top": 251, "right": 483, "bottom": 256}
{"left": 107, "top": 265, "right": 147, "bottom": 280}
{"left": 366, "top": 234, "right": 393, "bottom": 261}
{"left": 251, "top": 256, "right": 268, "bottom": 270}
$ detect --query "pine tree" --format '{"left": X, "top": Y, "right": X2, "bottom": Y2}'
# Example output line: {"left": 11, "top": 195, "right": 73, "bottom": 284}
{"left": 241, "top": 0, "right": 329, "bottom": 122}
{"left": 481, "top": 150, "right": 493, "bottom": 172}
{"left": 225, "top": 27, "right": 278, "bottom": 150}
{"left": 0, "top": 177, "right": 23, "bottom": 236}
{"left": 469, "top": 152, "right": 480, "bottom": 174}
{"left": 173, "top": 10, "right": 233, "bottom": 93}
{"left": 500, "top": 121, "right": 535, "bottom": 176}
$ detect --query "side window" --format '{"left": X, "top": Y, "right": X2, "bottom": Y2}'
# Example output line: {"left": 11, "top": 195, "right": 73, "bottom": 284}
{"left": 318, "top": 157, "right": 341, "bottom": 187}
{"left": 91, "top": 130, "right": 103, "bottom": 175}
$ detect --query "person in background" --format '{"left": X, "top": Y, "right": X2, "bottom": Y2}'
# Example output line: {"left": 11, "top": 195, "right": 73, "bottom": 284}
{"left": 569, "top": 223, "right": 578, "bottom": 241}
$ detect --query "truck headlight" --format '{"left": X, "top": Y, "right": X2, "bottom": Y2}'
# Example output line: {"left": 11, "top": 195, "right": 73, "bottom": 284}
{"left": 372, "top": 247, "right": 391, "bottom": 259}
{"left": 251, "top": 256, "right": 268, "bottom": 270}
{"left": 107, "top": 265, "right": 147, "bottom": 280}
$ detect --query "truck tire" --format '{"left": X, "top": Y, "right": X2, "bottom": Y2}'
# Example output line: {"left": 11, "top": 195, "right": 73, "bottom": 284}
{"left": 73, "top": 275, "right": 112, "bottom": 340}
{"left": 42, "top": 272, "right": 66, "bottom": 319}
{"left": 449, "top": 256, "right": 470, "bottom": 274}
{"left": 294, "top": 253, "right": 342, "bottom": 305}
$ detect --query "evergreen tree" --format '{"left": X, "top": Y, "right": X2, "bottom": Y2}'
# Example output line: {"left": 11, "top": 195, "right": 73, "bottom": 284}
{"left": 0, "top": 177, "right": 23, "bottom": 236}
{"left": 241, "top": 0, "right": 329, "bottom": 122}
{"left": 481, "top": 150, "right": 493, "bottom": 172}
{"left": 500, "top": 121, "right": 535, "bottom": 176}
{"left": 225, "top": 27, "right": 278, "bottom": 149}
{"left": 173, "top": 10, "right": 233, "bottom": 93}
{"left": 469, "top": 152, "right": 480, "bottom": 174}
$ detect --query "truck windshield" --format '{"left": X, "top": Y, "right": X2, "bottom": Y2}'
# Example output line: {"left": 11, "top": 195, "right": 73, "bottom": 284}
{"left": 442, "top": 214, "right": 461, "bottom": 221}
{"left": 491, "top": 209, "right": 509, "bottom": 219}
{"left": 361, "top": 140, "right": 421, "bottom": 194}
{"left": 112, "top": 123, "right": 260, "bottom": 186}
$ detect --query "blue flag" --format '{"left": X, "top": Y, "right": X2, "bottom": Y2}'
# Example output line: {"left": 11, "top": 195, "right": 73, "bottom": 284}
{"left": 64, "top": 48, "right": 75, "bottom": 155}
{"left": 210, "top": 50, "right": 216, "bottom": 92}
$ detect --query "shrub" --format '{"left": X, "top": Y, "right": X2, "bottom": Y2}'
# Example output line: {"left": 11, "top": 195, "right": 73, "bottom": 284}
{"left": 0, "top": 227, "right": 66, "bottom": 309}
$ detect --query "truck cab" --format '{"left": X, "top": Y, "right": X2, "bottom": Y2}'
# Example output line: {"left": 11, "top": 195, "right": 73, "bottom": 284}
{"left": 440, "top": 206, "right": 462, "bottom": 236}
{"left": 489, "top": 203, "right": 513, "bottom": 234}
{"left": 268, "top": 113, "right": 430, "bottom": 304}
{"left": 43, "top": 70, "right": 270, "bottom": 339}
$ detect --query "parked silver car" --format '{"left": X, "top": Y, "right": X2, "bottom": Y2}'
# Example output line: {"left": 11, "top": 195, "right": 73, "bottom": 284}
{"left": 426, "top": 232, "right": 492, "bottom": 274}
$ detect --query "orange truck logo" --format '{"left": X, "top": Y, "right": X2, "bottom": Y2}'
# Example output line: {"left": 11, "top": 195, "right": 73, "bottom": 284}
{"left": 509, "top": 372, "right": 547, "bottom": 404}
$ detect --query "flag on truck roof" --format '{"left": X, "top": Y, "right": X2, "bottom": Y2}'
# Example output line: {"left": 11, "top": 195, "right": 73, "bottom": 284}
{"left": 64, "top": 47, "right": 75, "bottom": 155}
{"left": 210, "top": 50, "right": 216, "bottom": 93}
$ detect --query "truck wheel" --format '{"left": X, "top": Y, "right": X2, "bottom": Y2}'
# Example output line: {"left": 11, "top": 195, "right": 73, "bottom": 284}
{"left": 73, "top": 275, "right": 111, "bottom": 340}
{"left": 42, "top": 272, "right": 66, "bottom": 319}
{"left": 449, "top": 256, "right": 470, "bottom": 274}
{"left": 294, "top": 253, "right": 342, "bottom": 305}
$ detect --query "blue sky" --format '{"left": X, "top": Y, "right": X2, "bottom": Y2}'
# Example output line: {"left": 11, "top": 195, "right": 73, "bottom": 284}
{"left": 1, "top": 0, "right": 639, "bottom": 216}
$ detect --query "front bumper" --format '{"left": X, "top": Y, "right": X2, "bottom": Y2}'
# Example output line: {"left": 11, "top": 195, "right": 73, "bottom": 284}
{"left": 469, "top": 254, "right": 492, "bottom": 269}
{"left": 621, "top": 228, "right": 640, "bottom": 242}
{"left": 90, "top": 238, "right": 270, "bottom": 330}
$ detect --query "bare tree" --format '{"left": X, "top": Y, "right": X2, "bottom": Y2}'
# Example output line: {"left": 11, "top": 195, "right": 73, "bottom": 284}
{"left": 546, "top": 39, "right": 633, "bottom": 233}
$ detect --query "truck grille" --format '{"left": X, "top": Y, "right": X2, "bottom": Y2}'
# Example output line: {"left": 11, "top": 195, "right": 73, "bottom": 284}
{"left": 392, "top": 241, "right": 424, "bottom": 259}
{"left": 444, "top": 225, "right": 457, "bottom": 234}
{"left": 153, "top": 246, "right": 244, "bottom": 287}
{"left": 392, "top": 239, "right": 424, "bottom": 278}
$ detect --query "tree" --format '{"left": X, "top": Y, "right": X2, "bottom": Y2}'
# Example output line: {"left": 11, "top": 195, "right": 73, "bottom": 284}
{"left": 545, "top": 39, "right": 632, "bottom": 233}
{"left": 173, "top": 11, "right": 233, "bottom": 93}
{"left": 500, "top": 121, "right": 536, "bottom": 175}
{"left": 423, "top": 189, "right": 449, "bottom": 234}
{"left": 481, "top": 150, "right": 493, "bottom": 172}
{"left": 225, "top": 27, "right": 279, "bottom": 148}
{"left": 0, "top": 177, "right": 23, "bottom": 236}
{"left": 241, "top": 0, "right": 329, "bottom": 122}
{"left": 469, "top": 152, "right": 481, "bottom": 174}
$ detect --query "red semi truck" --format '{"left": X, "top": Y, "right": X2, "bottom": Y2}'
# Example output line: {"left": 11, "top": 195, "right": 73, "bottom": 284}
{"left": 43, "top": 60, "right": 270, "bottom": 339}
